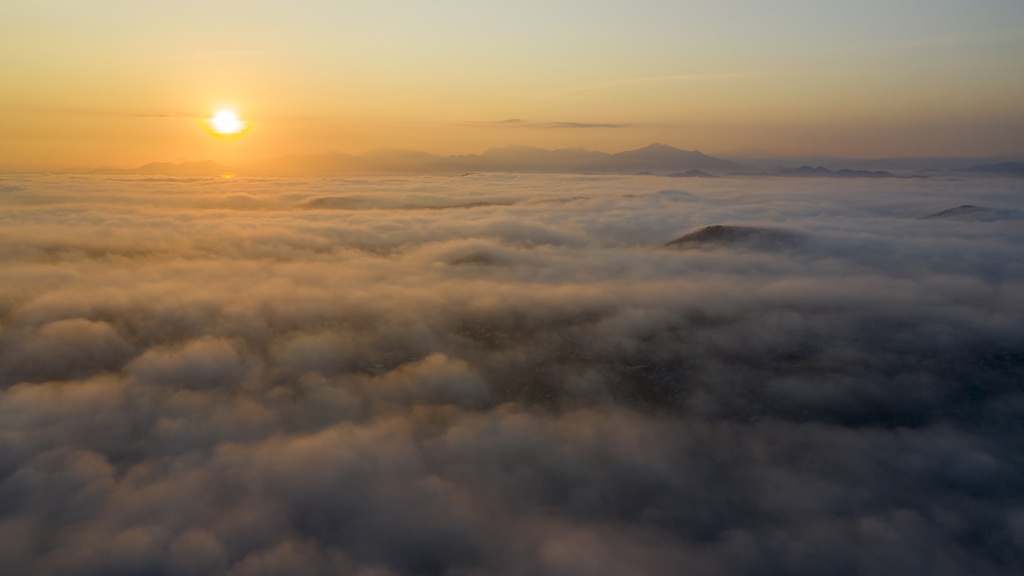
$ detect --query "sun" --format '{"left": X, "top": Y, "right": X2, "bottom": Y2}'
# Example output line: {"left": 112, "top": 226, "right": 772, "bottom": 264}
{"left": 205, "top": 110, "right": 248, "bottom": 136}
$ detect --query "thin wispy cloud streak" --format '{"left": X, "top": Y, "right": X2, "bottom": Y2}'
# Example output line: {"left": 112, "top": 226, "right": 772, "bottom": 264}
{"left": 0, "top": 173, "right": 1022, "bottom": 575}
{"left": 1, "top": 106, "right": 198, "bottom": 119}
{"left": 468, "top": 119, "right": 630, "bottom": 129}
{"left": 539, "top": 122, "right": 628, "bottom": 129}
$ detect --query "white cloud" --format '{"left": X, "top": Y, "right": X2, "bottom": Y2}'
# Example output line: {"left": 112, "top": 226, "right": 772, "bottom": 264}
{"left": 0, "top": 173, "right": 1022, "bottom": 574}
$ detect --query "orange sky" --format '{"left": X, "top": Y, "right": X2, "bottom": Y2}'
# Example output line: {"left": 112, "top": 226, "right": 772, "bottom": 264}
{"left": 2, "top": 0, "right": 1023, "bottom": 170}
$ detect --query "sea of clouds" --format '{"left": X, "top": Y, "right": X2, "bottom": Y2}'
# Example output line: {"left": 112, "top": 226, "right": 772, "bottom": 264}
{"left": 1, "top": 172, "right": 1022, "bottom": 575}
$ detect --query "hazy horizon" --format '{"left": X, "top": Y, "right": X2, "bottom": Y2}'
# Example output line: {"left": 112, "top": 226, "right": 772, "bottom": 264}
{"left": 3, "top": 1, "right": 1024, "bottom": 170}
{"left": 5, "top": 141, "right": 1024, "bottom": 176}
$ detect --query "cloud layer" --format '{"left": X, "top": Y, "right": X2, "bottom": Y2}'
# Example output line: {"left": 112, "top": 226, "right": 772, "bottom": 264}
{"left": 1, "top": 173, "right": 1023, "bottom": 575}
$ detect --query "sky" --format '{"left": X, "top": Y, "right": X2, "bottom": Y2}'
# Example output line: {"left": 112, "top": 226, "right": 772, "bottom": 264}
{"left": 2, "top": 0, "right": 1024, "bottom": 169}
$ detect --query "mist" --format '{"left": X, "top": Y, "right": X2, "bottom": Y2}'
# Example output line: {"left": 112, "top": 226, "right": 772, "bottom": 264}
{"left": 1, "top": 173, "right": 1022, "bottom": 575}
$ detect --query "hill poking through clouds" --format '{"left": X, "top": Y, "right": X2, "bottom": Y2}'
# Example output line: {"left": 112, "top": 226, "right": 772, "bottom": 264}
{"left": 1, "top": 173, "right": 1023, "bottom": 575}
{"left": 666, "top": 224, "right": 805, "bottom": 251}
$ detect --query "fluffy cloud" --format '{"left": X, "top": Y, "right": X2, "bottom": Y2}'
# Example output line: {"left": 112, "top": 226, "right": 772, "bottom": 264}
{"left": 0, "top": 173, "right": 1022, "bottom": 575}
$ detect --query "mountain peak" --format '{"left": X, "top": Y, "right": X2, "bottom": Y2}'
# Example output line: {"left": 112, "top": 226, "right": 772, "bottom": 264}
{"left": 132, "top": 160, "right": 231, "bottom": 176}
{"left": 642, "top": 143, "right": 678, "bottom": 150}
{"left": 574, "top": 144, "right": 744, "bottom": 174}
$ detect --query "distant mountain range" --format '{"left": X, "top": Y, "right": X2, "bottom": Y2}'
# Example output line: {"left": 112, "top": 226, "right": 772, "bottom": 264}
{"left": 766, "top": 166, "right": 907, "bottom": 179}
{"left": 720, "top": 153, "right": 1024, "bottom": 173}
{"left": 953, "top": 162, "right": 1024, "bottom": 176}
{"left": 232, "top": 143, "right": 743, "bottom": 177}
{"left": 130, "top": 160, "right": 231, "bottom": 177}
{"left": 84, "top": 145, "right": 1024, "bottom": 178}
{"left": 573, "top": 144, "right": 744, "bottom": 174}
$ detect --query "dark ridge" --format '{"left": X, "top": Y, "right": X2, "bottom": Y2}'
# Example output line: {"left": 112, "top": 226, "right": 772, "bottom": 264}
{"left": 573, "top": 143, "right": 745, "bottom": 174}
{"left": 834, "top": 168, "right": 901, "bottom": 178}
{"left": 530, "top": 196, "right": 590, "bottom": 205}
{"left": 922, "top": 204, "right": 1023, "bottom": 221}
{"left": 667, "top": 170, "right": 718, "bottom": 178}
{"left": 771, "top": 166, "right": 899, "bottom": 178}
{"left": 666, "top": 225, "right": 804, "bottom": 251}
{"left": 448, "top": 252, "right": 502, "bottom": 266}
{"left": 954, "top": 162, "right": 1024, "bottom": 176}
{"left": 298, "top": 196, "right": 373, "bottom": 210}
{"left": 654, "top": 190, "right": 705, "bottom": 202}
{"left": 398, "top": 201, "right": 508, "bottom": 211}
{"left": 131, "top": 160, "right": 231, "bottom": 176}
{"left": 298, "top": 197, "right": 510, "bottom": 211}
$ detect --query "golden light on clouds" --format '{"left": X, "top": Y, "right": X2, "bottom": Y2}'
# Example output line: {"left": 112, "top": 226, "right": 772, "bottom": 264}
{"left": 205, "top": 110, "right": 247, "bottom": 136}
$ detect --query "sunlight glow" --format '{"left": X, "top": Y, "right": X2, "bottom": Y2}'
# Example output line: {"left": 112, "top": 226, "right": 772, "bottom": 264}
{"left": 206, "top": 110, "right": 247, "bottom": 136}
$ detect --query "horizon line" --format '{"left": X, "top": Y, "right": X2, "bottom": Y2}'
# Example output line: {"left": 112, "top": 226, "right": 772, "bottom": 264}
{"left": 4, "top": 142, "right": 1024, "bottom": 175}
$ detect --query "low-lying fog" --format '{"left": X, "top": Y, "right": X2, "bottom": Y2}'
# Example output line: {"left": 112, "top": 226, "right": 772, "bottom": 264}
{"left": 1, "top": 173, "right": 1022, "bottom": 575}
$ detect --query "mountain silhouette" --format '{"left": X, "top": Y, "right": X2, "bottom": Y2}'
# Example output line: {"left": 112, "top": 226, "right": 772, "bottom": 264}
{"left": 425, "top": 145, "right": 609, "bottom": 173}
{"left": 242, "top": 151, "right": 363, "bottom": 176}
{"left": 132, "top": 160, "right": 231, "bottom": 176}
{"left": 119, "top": 145, "right": 754, "bottom": 177}
{"left": 668, "top": 169, "right": 718, "bottom": 178}
{"left": 574, "top": 143, "right": 744, "bottom": 174}
{"left": 922, "top": 204, "right": 1024, "bottom": 221}
{"left": 666, "top": 225, "right": 804, "bottom": 251}
{"left": 719, "top": 153, "right": 1024, "bottom": 173}
{"left": 770, "top": 166, "right": 899, "bottom": 178}
{"left": 955, "top": 162, "right": 1024, "bottom": 176}
{"left": 360, "top": 149, "right": 443, "bottom": 172}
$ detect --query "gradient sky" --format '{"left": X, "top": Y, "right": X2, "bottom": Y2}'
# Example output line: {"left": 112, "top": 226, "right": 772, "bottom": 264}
{"left": 2, "top": 0, "right": 1023, "bottom": 169}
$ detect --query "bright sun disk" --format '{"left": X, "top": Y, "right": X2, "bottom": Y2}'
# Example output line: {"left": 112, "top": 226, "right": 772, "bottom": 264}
{"left": 206, "top": 110, "right": 247, "bottom": 136}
